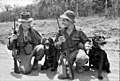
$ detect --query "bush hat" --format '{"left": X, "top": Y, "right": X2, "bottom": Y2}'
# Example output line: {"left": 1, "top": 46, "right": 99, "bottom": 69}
{"left": 18, "top": 12, "right": 33, "bottom": 23}
{"left": 60, "top": 10, "right": 76, "bottom": 23}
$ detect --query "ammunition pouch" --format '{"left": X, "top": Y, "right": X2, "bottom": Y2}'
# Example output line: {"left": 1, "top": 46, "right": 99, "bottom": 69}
{"left": 24, "top": 43, "right": 33, "bottom": 55}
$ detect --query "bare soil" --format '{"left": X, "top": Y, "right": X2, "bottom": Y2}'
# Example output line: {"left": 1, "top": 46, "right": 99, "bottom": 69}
{"left": 0, "top": 17, "right": 119, "bottom": 81}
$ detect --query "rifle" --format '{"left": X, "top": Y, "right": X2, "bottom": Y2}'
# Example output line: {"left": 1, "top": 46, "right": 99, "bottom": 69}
{"left": 56, "top": 18, "right": 62, "bottom": 33}
{"left": 59, "top": 49, "right": 74, "bottom": 80}
{"left": 12, "top": 19, "right": 20, "bottom": 73}
{"left": 56, "top": 18, "right": 74, "bottom": 80}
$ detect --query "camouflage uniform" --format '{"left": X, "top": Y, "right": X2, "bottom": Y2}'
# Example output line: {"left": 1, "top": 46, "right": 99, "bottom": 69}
{"left": 56, "top": 26, "right": 89, "bottom": 78}
{"left": 7, "top": 24, "right": 44, "bottom": 74}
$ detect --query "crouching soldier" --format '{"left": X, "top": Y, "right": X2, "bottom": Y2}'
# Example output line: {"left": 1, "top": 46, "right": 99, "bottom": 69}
{"left": 7, "top": 11, "right": 44, "bottom": 74}
{"left": 55, "top": 10, "right": 91, "bottom": 79}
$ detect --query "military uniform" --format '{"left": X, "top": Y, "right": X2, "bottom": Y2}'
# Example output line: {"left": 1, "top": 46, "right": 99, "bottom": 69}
{"left": 7, "top": 24, "right": 44, "bottom": 74}
{"left": 56, "top": 26, "right": 89, "bottom": 79}
{"left": 55, "top": 10, "right": 89, "bottom": 79}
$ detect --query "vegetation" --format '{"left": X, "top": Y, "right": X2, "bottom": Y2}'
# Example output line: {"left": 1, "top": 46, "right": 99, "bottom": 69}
{"left": 0, "top": 0, "right": 120, "bottom": 22}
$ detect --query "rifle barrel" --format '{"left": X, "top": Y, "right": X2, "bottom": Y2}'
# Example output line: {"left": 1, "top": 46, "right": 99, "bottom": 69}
{"left": 13, "top": 19, "right": 17, "bottom": 34}
{"left": 56, "top": 18, "right": 61, "bottom": 29}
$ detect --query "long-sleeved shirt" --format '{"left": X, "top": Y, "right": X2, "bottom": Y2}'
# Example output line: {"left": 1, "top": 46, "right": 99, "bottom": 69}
{"left": 7, "top": 24, "right": 42, "bottom": 52}
{"left": 55, "top": 26, "right": 89, "bottom": 52}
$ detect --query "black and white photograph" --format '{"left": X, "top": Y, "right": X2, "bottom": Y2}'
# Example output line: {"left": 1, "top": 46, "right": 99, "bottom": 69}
{"left": 0, "top": 0, "right": 119, "bottom": 81}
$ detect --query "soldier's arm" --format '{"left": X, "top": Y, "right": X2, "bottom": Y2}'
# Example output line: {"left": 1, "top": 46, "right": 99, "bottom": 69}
{"left": 35, "top": 30, "right": 43, "bottom": 44}
{"left": 77, "top": 29, "right": 90, "bottom": 50}
{"left": 7, "top": 36, "right": 15, "bottom": 50}
{"left": 54, "top": 32, "right": 61, "bottom": 49}
{"left": 32, "top": 28, "right": 43, "bottom": 44}
{"left": 7, "top": 27, "right": 18, "bottom": 50}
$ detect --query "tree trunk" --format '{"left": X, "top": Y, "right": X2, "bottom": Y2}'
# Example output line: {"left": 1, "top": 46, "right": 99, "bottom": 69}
{"left": 76, "top": 0, "right": 79, "bottom": 18}
{"left": 105, "top": 0, "right": 108, "bottom": 18}
{"left": 114, "top": 0, "right": 118, "bottom": 18}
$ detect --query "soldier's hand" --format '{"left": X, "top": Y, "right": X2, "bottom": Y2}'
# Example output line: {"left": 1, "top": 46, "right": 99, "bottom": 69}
{"left": 84, "top": 41, "right": 92, "bottom": 50}
{"left": 58, "top": 36, "right": 66, "bottom": 43}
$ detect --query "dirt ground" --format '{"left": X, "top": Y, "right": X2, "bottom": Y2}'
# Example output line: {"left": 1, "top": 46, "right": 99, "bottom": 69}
{"left": 0, "top": 17, "right": 119, "bottom": 81}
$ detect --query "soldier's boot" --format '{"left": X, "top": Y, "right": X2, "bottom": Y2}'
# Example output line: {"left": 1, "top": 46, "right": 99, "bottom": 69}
{"left": 32, "top": 60, "right": 39, "bottom": 70}
{"left": 14, "top": 58, "right": 20, "bottom": 74}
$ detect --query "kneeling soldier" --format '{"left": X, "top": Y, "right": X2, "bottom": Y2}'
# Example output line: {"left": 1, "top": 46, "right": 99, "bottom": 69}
{"left": 55, "top": 10, "right": 91, "bottom": 79}
{"left": 7, "top": 11, "right": 44, "bottom": 74}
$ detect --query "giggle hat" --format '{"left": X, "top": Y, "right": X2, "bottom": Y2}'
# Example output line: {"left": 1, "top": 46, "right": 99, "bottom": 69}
{"left": 18, "top": 12, "right": 33, "bottom": 23}
{"left": 60, "top": 10, "right": 76, "bottom": 23}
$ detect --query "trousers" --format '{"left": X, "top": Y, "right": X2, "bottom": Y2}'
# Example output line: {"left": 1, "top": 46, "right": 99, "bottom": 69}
{"left": 58, "top": 49, "right": 89, "bottom": 76}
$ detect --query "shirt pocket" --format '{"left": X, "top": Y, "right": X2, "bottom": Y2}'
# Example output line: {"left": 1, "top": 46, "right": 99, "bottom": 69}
{"left": 71, "top": 35, "right": 80, "bottom": 46}
{"left": 24, "top": 43, "right": 33, "bottom": 55}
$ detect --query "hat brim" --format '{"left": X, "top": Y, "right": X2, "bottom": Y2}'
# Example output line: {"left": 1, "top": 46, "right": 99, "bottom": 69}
{"left": 18, "top": 18, "right": 33, "bottom": 23}
{"left": 60, "top": 14, "right": 75, "bottom": 23}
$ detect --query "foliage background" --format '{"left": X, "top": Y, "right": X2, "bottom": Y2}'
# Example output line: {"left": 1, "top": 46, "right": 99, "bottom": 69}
{"left": 0, "top": 0, "right": 120, "bottom": 22}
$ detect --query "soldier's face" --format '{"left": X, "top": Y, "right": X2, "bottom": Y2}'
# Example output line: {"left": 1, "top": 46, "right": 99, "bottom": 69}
{"left": 61, "top": 18, "right": 70, "bottom": 28}
{"left": 22, "top": 22, "right": 31, "bottom": 30}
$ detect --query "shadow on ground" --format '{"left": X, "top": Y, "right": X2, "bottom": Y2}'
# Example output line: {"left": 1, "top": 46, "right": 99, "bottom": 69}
{"left": 10, "top": 64, "right": 110, "bottom": 81}
{"left": 28, "top": 68, "right": 57, "bottom": 80}
{"left": 73, "top": 68, "right": 110, "bottom": 81}
{"left": 10, "top": 72, "right": 23, "bottom": 79}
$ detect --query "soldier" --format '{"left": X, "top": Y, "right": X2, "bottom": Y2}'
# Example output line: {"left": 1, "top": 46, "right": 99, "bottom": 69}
{"left": 55, "top": 10, "right": 91, "bottom": 79}
{"left": 7, "top": 12, "right": 44, "bottom": 74}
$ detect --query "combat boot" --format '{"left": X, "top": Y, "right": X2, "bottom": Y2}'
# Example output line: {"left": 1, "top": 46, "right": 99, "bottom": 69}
{"left": 32, "top": 60, "right": 39, "bottom": 70}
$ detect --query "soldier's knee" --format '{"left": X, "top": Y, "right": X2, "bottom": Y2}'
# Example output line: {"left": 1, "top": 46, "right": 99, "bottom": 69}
{"left": 33, "top": 44, "right": 44, "bottom": 53}
{"left": 75, "top": 49, "right": 89, "bottom": 65}
{"left": 33, "top": 44, "right": 45, "bottom": 61}
{"left": 76, "top": 49, "right": 89, "bottom": 60}
{"left": 32, "top": 44, "right": 44, "bottom": 55}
